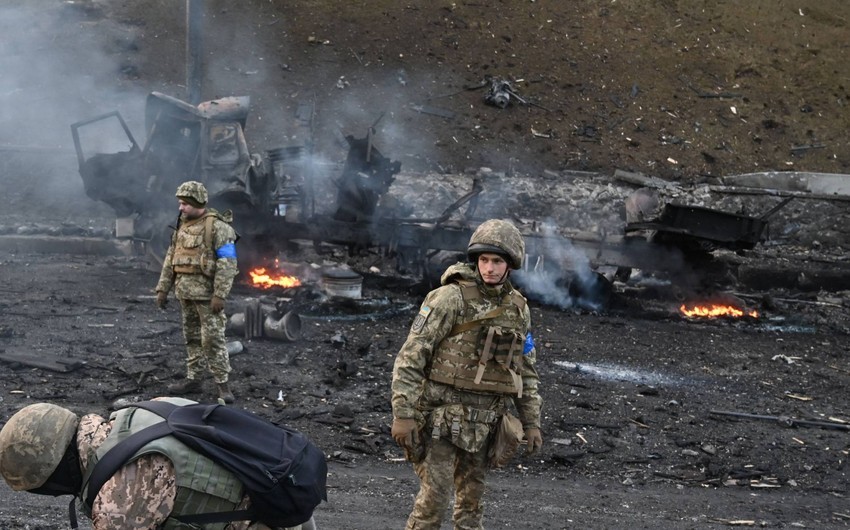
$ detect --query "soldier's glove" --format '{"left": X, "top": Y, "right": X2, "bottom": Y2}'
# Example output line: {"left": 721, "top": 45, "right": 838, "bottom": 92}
{"left": 524, "top": 428, "right": 543, "bottom": 456}
{"left": 156, "top": 291, "right": 168, "bottom": 309}
{"left": 391, "top": 418, "right": 418, "bottom": 451}
{"left": 210, "top": 296, "right": 225, "bottom": 313}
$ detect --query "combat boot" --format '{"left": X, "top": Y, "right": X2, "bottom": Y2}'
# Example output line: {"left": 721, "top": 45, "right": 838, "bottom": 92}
{"left": 217, "top": 382, "right": 235, "bottom": 404}
{"left": 167, "top": 377, "right": 202, "bottom": 395}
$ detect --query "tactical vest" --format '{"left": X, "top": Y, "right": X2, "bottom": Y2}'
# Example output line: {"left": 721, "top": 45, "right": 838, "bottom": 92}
{"left": 427, "top": 280, "right": 528, "bottom": 397}
{"left": 81, "top": 399, "right": 244, "bottom": 530}
{"left": 170, "top": 212, "right": 224, "bottom": 278}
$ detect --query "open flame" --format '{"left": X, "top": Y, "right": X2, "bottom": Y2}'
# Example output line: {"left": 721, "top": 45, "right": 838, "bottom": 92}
{"left": 249, "top": 267, "right": 302, "bottom": 289}
{"left": 680, "top": 303, "right": 758, "bottom": 319}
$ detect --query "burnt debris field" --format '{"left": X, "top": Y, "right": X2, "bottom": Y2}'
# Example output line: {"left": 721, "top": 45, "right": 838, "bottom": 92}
{"left": 2, "top": 1, "right": 850, "bottom": 528}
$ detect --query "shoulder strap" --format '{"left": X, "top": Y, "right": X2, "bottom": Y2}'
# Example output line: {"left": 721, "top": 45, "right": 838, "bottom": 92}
{"left": 456, "top": 280, "right": 481, "bottom": 302}
{"left": 133, "top": 399, "right": 179, "bottom": 418}
{"left": 83, "top": 420, "right": 172, "bottom": 509}
{"left": 204, "top": 214, "right": 215, "bottom": 251}
{"left": 507, "top": 290, "right": 526, "bottom": 312}
{"left": 83, "top": 401, "right": 256, "bottom": 525}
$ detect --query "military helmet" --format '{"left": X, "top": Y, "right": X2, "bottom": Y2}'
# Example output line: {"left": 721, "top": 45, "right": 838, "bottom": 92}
{"left": 467, "top": 219, "right": 525, "bottom": 269}
{"left": 175, "top": 180, "right": 208, "bottom": 207}
{"left": 0, "top": 403, "right": 79, "bottom": 491}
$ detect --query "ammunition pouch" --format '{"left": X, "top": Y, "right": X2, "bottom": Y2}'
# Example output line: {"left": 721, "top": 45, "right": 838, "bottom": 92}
{"left": 477, "top": 326, "right": 524, "bottom": 370}
{"left": 488, "top": 411, "right": 524, "bottom": 468}
{"left": 475, "top": 326, "right": 525, "bottom": 397}
{"left": 428, "top": 403, "right": 498, "bottom": 453}
{"left": 198, "top": 248, "right": 216, "bottom": 278}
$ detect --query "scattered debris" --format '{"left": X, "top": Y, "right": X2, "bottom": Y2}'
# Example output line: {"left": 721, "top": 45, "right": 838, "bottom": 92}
{"left": 790, "top": 143, "right": 826, "bottom": 155}
{"left": 771, "top": 354, "right": 801, "bottom": 364}
{"left": 710, "top": 410, "right": 850, "bottom": 431}
{"left": 0, "top": 351, "right": 84, "bottom": 372}
{"left": 484, "top": 77, "right": 515, "bottom": 108}
{"left": 481, "top": 76, "right": 550, "bottom": 111}
{"left": 410, "top": 104, "right": 455, "bottom": 120}
{"left": 784, "top": 393, "right": 813, "bottom": 402}
{"left": 228, "top": 301, "right": 301, "bottom": 342}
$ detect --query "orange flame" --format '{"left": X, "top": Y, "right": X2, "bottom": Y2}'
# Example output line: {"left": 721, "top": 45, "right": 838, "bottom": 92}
{"left": 680, "top": 303, "right": 758, "bottom": 319}
{"left": 249, "top": 267, "right": 302, "bottom": 289}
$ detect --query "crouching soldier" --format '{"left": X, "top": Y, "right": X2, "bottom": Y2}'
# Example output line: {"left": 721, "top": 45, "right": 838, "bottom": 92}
{"left": 0, "top": 400, "right": 317, "bottom": 530}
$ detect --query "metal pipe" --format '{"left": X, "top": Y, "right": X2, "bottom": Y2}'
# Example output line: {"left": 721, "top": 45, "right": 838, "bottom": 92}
{"left": 227, "top": 310, "right": 302, "bottom": 342}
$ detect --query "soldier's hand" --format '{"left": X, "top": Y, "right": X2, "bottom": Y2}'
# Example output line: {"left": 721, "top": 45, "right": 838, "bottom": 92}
{"left": 210, "top": 296, "right": 225, "bottom": 313}
{"left": 391, "top": 418, "right": 418, "bottom": 450}
{"left": 156, "top": 291, "right": 168, "bottom": 309}
{"left": 524, "top": 428, "right": 543, "bottom": 455}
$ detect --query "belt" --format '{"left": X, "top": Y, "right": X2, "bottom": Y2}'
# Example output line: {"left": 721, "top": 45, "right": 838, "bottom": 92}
{"left": 466, "top": 407, "right": 498, "bottom": 423}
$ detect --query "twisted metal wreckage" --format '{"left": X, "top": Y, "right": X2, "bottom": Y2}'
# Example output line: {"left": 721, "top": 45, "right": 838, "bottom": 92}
{"left": 71, "top": 92, "right": 787, "bottom": 302}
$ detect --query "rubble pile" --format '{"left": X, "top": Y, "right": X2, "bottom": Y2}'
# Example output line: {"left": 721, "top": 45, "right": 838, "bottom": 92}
{"left": 385, "top": 168, "right": 850, "bottom": 254}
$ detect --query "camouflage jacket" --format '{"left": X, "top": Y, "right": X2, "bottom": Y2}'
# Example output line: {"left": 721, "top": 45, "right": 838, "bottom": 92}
{"left": 155, "top": 209, "right": 239, "bottom": 300}
{"left": 391, "top": 262, "right": 542, "bottom": 429}
{"left": 76, "top": 400, "right": 304, "bottom": 530}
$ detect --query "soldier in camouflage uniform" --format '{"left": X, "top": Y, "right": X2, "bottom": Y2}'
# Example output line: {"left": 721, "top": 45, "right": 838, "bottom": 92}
{"left": 156, "top": 181, "right": 239, "bottom": 404}
{"left": 391, "top": 219, "right": 544, "bottom": 530}
{"left": 0, "top": 400, "right": 316, "bottom": 530}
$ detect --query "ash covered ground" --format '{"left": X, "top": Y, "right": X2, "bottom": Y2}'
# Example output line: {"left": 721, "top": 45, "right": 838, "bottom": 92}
{"left": 2, "top": 1, "right": 850, "bottom": 528}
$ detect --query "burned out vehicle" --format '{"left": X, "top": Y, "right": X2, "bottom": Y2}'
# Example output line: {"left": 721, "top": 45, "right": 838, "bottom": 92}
{"left": 72, "top": 92, "right": 787, "bottom": 308}
{"left": 71, "top": 91, "right": 406, "bottom": 270}
{"left": 71, "top": 92, "right": 278, "bottom": 263}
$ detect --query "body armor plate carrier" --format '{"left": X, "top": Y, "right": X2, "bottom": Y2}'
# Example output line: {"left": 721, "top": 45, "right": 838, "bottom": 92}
{"left": 427, "top": 281, "right": 527, "bottom": 397}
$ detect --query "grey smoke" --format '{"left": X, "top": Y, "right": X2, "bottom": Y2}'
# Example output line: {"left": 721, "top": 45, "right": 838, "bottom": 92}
{"left": 1, "top": 3, "right": 148, "bottom": 225}
{"left": 514, "top": 223, "right": 604, "bottom": 311}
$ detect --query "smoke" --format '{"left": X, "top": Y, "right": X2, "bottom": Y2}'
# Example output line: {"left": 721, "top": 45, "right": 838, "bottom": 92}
{"left": 514, "top": 223, "right": 608, "bottom": 311}
{"left": 0, "top": 2, "right": 148, "bottom": 226}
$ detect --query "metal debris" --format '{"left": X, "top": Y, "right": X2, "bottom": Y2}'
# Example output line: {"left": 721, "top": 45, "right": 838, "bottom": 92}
{"left": 710, "top": 410, "right": 850, "bottom": 431}
{"left": 0, "top": 351, "right": 84, "bottom": 372}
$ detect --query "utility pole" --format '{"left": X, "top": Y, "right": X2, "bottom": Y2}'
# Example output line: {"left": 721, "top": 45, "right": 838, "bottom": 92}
{"left": 186, "top": 0, "right": 203, "bottom": 105}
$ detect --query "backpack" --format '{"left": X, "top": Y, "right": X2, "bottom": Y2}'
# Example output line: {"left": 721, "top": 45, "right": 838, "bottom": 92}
{"left": 84, "top": 400, "right": 328, "bottom": 527}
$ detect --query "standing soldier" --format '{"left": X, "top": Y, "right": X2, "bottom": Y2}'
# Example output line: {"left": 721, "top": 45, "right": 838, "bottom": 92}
{"left": 391, "top": 219, "right": 544, "bottom": 529}
{"left": 155, "top": 181, "right": 239, "bottom": 404}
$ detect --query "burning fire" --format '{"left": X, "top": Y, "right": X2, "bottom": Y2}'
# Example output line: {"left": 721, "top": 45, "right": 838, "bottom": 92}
{"left": 249, "top": 267, "right": 302, "bottom": 289}
{"left": 680, "top": 303, "right": 758, "bottom": 319}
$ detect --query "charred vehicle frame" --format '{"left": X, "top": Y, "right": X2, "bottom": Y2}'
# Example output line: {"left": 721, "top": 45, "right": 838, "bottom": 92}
{"left": 71, "top": 92, "right": 788, "bottom": 302}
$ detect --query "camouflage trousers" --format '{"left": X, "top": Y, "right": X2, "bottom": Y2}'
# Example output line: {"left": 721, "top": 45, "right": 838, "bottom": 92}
{"left": 178, "top": 298, "right": 231, "bottom": 383}
{"left": 405, "top": 436, "right": 489, "bottom": 530}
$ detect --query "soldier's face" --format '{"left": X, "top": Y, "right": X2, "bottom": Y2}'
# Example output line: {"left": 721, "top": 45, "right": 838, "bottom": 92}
{"left": 178, "top": 199, "right": 205, "bottom": 220}
{"left": 477, "top": 253, "right": 509, "bottom": 285}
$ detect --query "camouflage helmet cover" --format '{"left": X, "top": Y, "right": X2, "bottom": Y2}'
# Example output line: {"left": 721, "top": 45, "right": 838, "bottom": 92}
{"left": 175, "top": 180, "right": 208, "bottom": 207}
{"left": 467, "top": 219, "right": 525, "bottom": 269}
{"left": 0, "top": 403, "right": 79, "bottom": 491}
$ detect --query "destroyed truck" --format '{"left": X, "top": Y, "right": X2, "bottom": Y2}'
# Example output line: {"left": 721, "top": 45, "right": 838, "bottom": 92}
{"left": 71, "top": 91, "right": 405, "bottom": 271}
{"left": 71, "top": 92, "right": 279, "bottom": 264}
